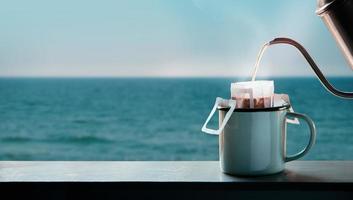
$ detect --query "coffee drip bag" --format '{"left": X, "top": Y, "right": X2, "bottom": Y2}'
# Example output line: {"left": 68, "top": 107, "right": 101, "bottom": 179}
{"left": 231, "top": 80, "right": 274, "bottom": 109}
{"left": 202, "top": 85, "right": 299, "bottom": 135}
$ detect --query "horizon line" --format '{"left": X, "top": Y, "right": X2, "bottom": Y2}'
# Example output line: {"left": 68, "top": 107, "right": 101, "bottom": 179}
{"left": 0, "top": 75, "right": 352, "bottom": 79}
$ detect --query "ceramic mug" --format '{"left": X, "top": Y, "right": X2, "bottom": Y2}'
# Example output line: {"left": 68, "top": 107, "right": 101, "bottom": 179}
{"left": 202, "top": 97, "right": 316, "bottom": 176}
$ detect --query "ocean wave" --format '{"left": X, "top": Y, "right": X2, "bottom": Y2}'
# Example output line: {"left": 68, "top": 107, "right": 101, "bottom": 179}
{"left": 0, "top": 136, "right": 35, "bottom": 143}
{"left": 22, "top": 100, "right": 42, "bottom": 107}
{"left": 53, "top": 135, "right": 114, "bottom": 144}
{"left": 71, "top": 119, "right": 102, "bottom": 124}
{"left": 0, "top": 152, "right": 34, "bottom": 160}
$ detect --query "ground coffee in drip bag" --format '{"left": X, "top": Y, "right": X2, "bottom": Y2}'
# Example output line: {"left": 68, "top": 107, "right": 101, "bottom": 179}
{"left": 231, "top": 81, "right": 274, "bottom": 109}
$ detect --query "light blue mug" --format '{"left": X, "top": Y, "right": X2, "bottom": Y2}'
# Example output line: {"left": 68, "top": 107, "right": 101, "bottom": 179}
{"left": 202, "top": 97, "right": 316, "bottom": 176}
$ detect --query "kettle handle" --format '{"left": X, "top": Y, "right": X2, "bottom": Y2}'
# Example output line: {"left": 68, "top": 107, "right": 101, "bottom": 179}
{"left": 201, "top": 98, "right": 236, "bottom": 135}
{"left": 269, "top": 37, "right": 353, "bottom": 99}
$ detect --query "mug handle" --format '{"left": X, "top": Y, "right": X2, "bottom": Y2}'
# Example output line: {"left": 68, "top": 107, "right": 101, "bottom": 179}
{"left": 284, "top": 112, "right": 316, "bottom": 162}
{"left": 201, "top": 97, "right": 236, "bottom": 135}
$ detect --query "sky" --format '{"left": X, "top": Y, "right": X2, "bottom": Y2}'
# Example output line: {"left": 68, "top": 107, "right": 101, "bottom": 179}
{"left": 0, "top": 0, "right": 352, "bottom": 77}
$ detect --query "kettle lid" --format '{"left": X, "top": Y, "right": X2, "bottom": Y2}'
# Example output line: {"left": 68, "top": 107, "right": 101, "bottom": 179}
{"left": 316, "top": 0, "right": 346, "bottom": 15}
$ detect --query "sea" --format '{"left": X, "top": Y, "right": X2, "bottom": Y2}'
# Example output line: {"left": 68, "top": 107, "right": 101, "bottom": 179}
{"left": 0, "top": 77, "right": 352, "bottom": 161}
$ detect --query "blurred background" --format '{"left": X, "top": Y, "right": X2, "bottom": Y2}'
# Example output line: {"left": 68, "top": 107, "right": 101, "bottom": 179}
{"left": 0, "top": 0, "right": 352, "bottom": 160}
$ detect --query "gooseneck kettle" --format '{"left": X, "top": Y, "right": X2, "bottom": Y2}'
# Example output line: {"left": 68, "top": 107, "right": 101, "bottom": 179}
{"left": 268, "top": 0, "right": 353, "bottom": 99}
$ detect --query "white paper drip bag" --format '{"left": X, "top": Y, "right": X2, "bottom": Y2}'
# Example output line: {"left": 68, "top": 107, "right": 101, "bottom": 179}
{"left": 231, "top": 80, "right": 274, "bottom": 109}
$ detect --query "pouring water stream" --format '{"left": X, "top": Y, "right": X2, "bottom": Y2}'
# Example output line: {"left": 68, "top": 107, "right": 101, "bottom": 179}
{"left": 251, "top": 43, "right": 270, "bottom": 82}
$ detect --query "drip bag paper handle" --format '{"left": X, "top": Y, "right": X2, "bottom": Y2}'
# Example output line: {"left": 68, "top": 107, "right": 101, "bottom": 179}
{"left": 201, "top": 97, "right": 236, "bottom": 135}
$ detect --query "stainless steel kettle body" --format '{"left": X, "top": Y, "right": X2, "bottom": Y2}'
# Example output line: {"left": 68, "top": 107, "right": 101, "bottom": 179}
{"left": 317, "top": 0, "right": 353, "bottom": 70}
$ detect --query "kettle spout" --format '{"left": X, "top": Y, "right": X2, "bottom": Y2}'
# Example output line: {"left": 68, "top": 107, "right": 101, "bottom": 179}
{"left": 268, "top": 37, "right": 353, "bottom": 99}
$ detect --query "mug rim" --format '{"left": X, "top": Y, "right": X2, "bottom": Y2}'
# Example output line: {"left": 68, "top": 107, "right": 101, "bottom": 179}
{"left": 218, "top": 104, "right": 291, "bottom": 112}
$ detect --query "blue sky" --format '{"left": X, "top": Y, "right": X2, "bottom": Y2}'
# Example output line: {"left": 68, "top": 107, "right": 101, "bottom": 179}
{"left": 0, "top": 0, "right": 352, "bottom": 77}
